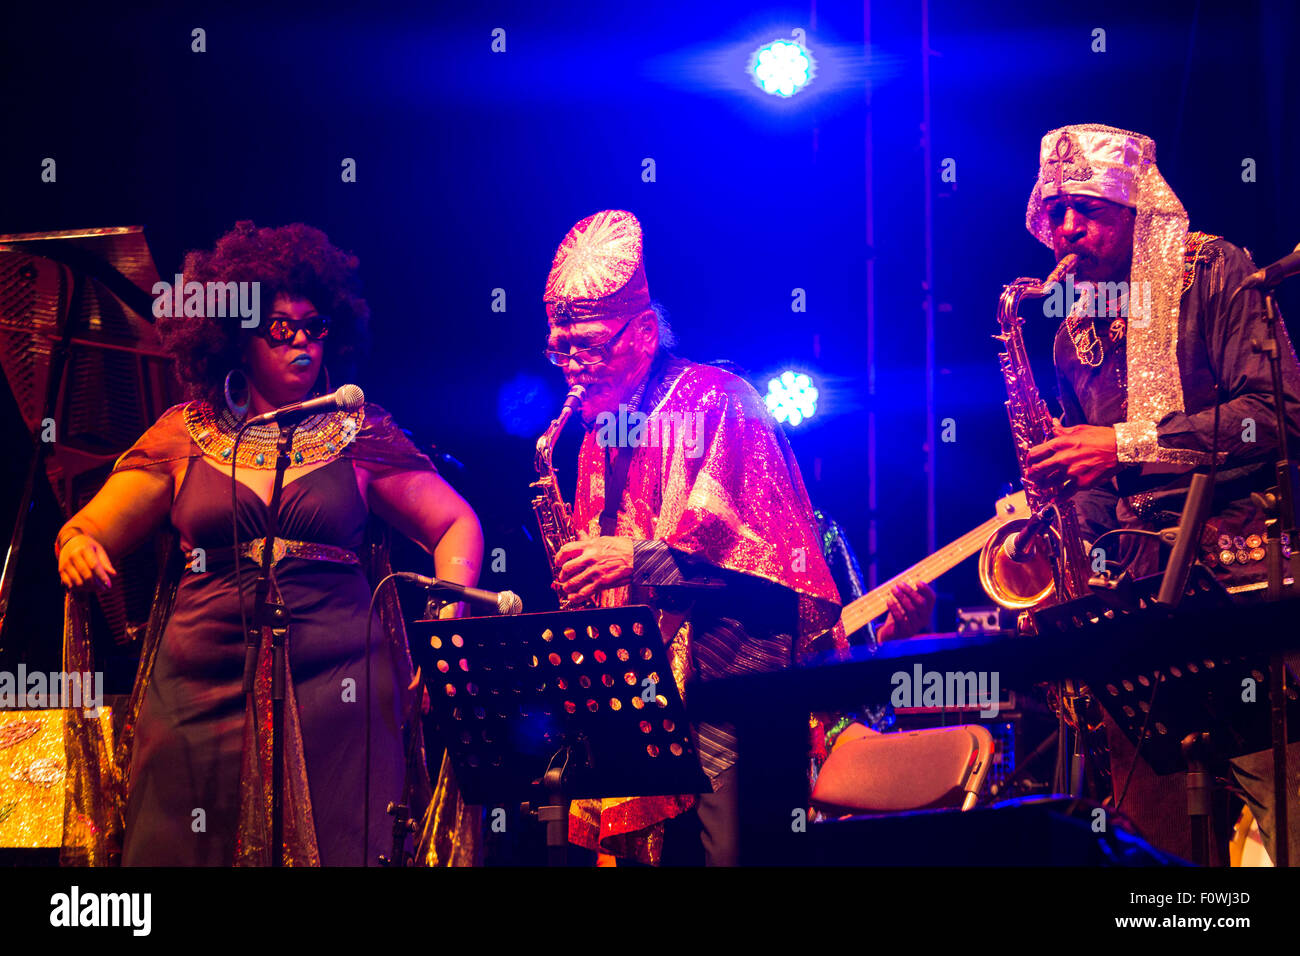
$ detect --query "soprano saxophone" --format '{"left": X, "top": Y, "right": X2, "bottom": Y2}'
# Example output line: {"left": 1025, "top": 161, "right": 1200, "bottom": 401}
{"left": 531, "top": 385, "right": 594, "bottom": 609}
{"left": 978, "top": 253, "right": 1093, "bottom": 625}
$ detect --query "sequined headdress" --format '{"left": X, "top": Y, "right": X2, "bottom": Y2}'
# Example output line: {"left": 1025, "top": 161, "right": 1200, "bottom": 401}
{"left": 1026, "top": 124, "right": 1206, "bottom": 465}
{"left": 544, "top": 210, "right": 653, "bottom": 324}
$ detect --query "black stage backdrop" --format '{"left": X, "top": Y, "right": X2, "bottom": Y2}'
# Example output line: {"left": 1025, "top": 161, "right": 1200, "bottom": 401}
{"left": 1, "top": 0, "right": 1295, "bottom": 683}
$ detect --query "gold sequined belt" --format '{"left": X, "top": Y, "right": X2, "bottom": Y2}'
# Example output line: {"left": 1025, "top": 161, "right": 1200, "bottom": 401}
{"left": 193, "top": 538, "right": 361, "bottom": 570}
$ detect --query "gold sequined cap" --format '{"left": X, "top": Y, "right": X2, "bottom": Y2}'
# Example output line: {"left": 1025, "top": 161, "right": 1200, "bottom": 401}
{"left": 544, "top": 210, "right": 653, "bottom": 323}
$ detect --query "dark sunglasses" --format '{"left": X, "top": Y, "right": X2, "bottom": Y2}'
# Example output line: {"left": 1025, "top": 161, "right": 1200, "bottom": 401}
{"left": 260, "top": 315, "right": 331, "bottom": 344}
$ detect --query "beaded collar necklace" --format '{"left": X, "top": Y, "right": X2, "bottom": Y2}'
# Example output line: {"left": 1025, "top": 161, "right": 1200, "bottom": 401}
{"left": 184, "top": 400, "right": 365, "bottom": 469}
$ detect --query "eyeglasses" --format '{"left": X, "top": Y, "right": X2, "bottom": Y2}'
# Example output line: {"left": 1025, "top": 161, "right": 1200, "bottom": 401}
{"left": 543, "top": 316, "right": 633, "bottom": 367}
{"left": 260, "top": 315, "right": 331, "bottom": 344}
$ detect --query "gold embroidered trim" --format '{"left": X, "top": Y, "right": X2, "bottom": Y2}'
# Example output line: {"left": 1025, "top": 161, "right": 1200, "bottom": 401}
{"left": 1114, "top": 419, "right": 1158, "bottom": 463}
{"left": 242, "top": 538, "right": 359, "bottom": 567}
{"left": 186, "top": 538, "right": 361, "bottom": 570}
{"left": 1182, "top": 231, "right": 1219, "bottom": 297}
{"left": 1114, "top": 419, "right": 1223, "bottom": 466}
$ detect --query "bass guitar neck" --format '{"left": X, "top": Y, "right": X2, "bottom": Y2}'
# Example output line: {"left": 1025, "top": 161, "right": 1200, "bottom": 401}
{"left": 840, "top": 490, "right": 1029, "bottom": 639}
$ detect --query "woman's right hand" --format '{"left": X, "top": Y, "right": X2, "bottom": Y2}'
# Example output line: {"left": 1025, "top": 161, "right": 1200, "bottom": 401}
{"left": 58, "top": 534, "right": 117, "bottom": 591}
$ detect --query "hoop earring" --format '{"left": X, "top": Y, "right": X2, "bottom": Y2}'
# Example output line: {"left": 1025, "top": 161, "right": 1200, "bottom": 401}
{"left": 224, "top": 369, "right": 249, "bottom": 418}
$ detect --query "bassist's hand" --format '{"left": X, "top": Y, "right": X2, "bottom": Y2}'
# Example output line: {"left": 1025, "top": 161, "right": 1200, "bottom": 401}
{"left": 875, "top": 580, "right": 936, "bottom": 642}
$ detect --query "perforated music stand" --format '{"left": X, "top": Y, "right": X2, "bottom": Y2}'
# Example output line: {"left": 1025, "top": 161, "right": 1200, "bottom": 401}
{"left": 1036, "top": 566, "right": 1300, "bottom": 864}
{"left": 409, "top": 605, "right": 710, "bottom": 865}
{"left": 1036, "top": 567, "right": 1300, "bottom": 773}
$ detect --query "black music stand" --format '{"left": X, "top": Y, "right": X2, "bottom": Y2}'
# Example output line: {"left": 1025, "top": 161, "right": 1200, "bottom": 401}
{"left": 410, "top": 605, "right": 710, "bottom": 865}
{"left": 1037, "top": 567, "right": 1300, "bottom": 865}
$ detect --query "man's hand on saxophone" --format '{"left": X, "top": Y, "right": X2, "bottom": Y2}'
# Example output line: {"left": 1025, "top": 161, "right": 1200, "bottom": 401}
{"left": 555, "top": 532, "right": 634, "bottom": 603}
{"left": 1024, "top": 418, "right": 1121, "bottom": 491}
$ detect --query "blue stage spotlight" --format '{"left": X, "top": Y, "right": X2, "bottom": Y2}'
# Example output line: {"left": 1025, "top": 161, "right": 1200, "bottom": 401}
{"left": 765, "top": 370, "right": 819, "bottom": 426}
{"left": 751, "top": 39, "right": 814, "bottom": 98}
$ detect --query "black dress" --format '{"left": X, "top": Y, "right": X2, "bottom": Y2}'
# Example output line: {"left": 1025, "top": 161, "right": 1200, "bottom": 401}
{"left": 122, "top": 456, "right": 403, "bottom": 865}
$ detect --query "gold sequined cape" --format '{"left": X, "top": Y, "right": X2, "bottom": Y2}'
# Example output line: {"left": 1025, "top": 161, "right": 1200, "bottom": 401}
{"left": 59, "top": 401, "right": 480, "bottom": 866}
{"left": 566, "top": 363, "right": 843, "bottom": 863}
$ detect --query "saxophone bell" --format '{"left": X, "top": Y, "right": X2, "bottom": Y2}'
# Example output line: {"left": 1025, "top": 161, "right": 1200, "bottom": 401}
{"left": 979, "top": 518, "right": 1060, "bottom": 610}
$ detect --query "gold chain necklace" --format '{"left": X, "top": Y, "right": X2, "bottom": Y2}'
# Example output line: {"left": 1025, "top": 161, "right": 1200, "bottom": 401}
{"left": 1066, "top": 308, "right": 1105, "bottom": 368}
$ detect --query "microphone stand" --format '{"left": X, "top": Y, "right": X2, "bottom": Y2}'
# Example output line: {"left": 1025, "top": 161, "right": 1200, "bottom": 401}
{"left": 1253, "top": 289, "right": 1300, "bottom": 599}
{"left": 375, "top": 591, "right": 457, "bottom": 867}
{"left": 241, "top": 421, "right": 298, "bottom": 867}
{"left": 1250, "top": 286, "right": 1300, "bottom": 868}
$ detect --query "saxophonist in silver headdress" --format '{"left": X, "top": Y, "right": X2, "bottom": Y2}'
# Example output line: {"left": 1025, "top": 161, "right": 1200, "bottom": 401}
{"left": 1017, "top": 124, "right": 1300, "bottom": 864}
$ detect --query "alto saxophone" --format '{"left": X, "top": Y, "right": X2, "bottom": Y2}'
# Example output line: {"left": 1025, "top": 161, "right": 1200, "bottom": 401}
{"left": 978, "top": 253, "right": 1093, "bottom": 625}
{"left": 531, "top": 385, "right": 594, "bottom": 609}
{"left": 979, "top": 255, "right": 1110, "bottom": 796}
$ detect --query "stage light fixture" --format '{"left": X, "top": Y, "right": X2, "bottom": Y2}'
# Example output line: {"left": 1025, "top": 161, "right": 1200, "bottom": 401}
{"left": 765, "top": 370, "right": 818, "bottom": 425}
{"left": 751, "top": 39, "right": 813, "bottom": 97}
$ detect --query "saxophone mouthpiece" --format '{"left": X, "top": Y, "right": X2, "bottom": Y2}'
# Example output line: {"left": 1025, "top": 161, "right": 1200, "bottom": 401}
{"left": 557, "top": 384, "right": 587, "bottom": 419}
{"left": 1046, "top": 254, "right": 1080, "bottom": 287}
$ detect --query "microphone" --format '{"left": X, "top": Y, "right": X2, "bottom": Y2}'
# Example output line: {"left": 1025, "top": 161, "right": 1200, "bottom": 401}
{"left": 1002, "top": 504, "right": 1057, "bottom": 563}
{"left": 1237, "top": 242, "right": 1300, "bottom": 292}
{"left": 395, "top": 572, "right": 524, "bottom": 616}
{"left": 1001, "top": 481, "right": 1077, "bottom": 562}
{"left": 244, "top": 384, "right": 366, "bottom": 427}
{"left": 1002, "top": 526, "right": 1045, "bottom": 563}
